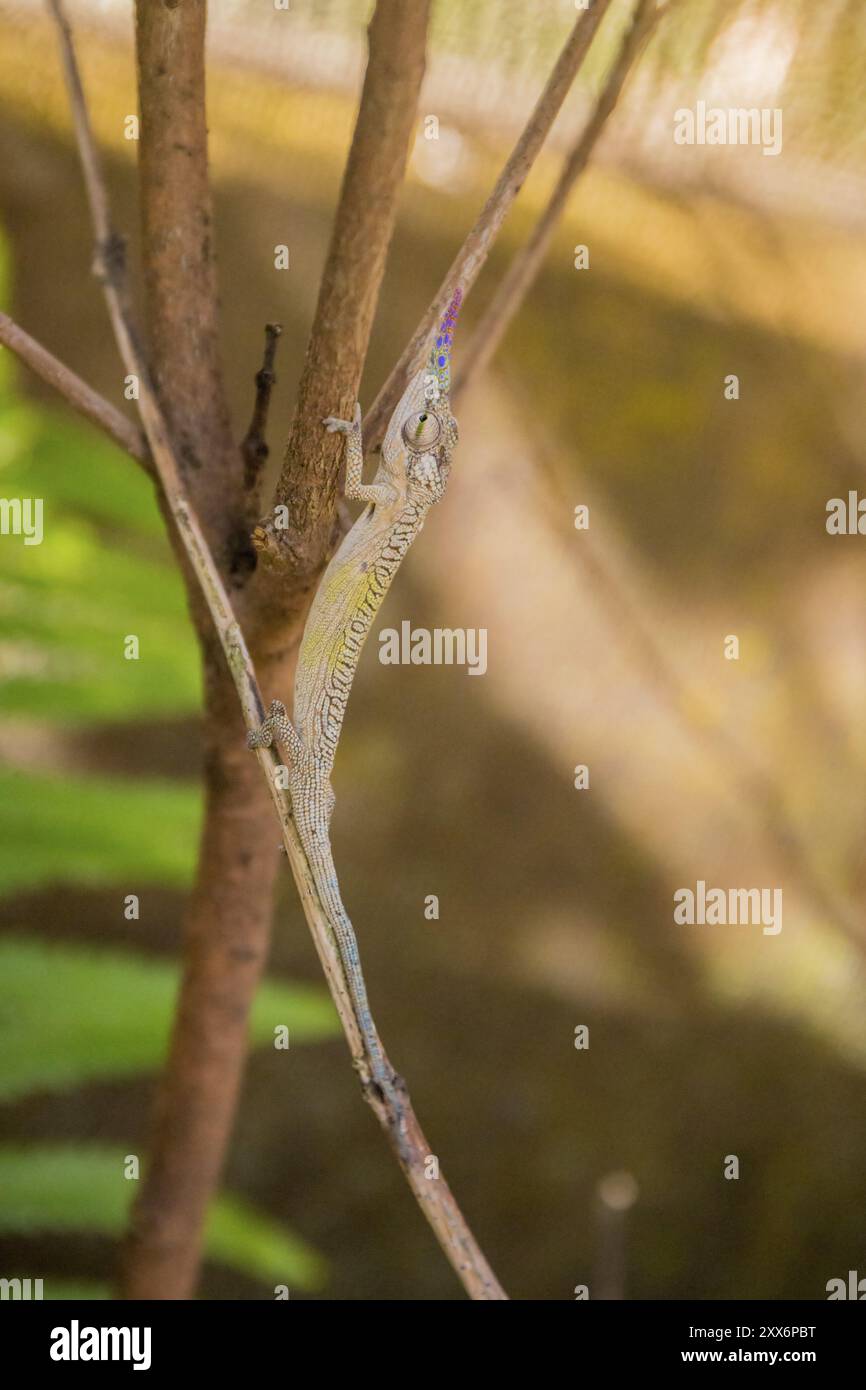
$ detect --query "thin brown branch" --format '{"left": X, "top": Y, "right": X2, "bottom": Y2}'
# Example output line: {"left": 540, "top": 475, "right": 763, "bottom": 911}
{"left": 46, "top": 0, "right": 113, "bottom": 248}
{"left": 48, "top": 0, "right": 505, "bottom": 1301}
{"left": 252, "top": 0, "right": 432, "bottom": 575}
{"left": 241, "top": 322, "right": 282, "bottom": 498}
{"left": 0, "top": 311, "right": 149, "bottom": 469}
{"left": 455, "top": 0, "right": 663, "bottom": 400}
{"left": 361, "top": 0, "right": 614, "bottom": 455}
{"left": 134, "top": 0, "right": 242, "bottom": 571}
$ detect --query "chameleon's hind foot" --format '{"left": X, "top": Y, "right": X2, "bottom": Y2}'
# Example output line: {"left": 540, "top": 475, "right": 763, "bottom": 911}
{"left": 247, "top": 698, "right": 287, "bottom": 750}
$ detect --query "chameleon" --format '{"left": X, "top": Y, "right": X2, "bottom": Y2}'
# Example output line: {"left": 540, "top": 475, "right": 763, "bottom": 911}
{"left": 248, "top": 289, "right": 463, "bottom": 1128}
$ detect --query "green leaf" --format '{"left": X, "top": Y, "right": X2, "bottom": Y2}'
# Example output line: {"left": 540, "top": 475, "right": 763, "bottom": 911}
{"left": 0, "top": 768, "right": 200, "bottom": 895}
{"left": 0, "top": 937, "right": 338, "bottom": 1102}
{"left": 206, "top": 1196, "right": 326, "bottom": 1290}
{"left": 0, "top": 400, "right": 200, "bottom": 724}
{"left": 0, "top": 1145, "right": 326, "bottom": 1291}
{"left": 6, "top": 403, "right": 167, "bottom": 541}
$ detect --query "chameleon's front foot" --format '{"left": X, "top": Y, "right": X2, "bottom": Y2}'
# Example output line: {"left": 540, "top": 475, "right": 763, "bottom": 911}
{"left": 247, "top": 698, "right": 287, "bottom": 750}
{"left": 322, "top": 401, "right": 362, "bottom": 436}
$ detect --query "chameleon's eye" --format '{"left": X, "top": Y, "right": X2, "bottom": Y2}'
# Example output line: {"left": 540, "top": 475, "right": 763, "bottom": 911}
{"left": 402, "top": 411, "right": 441, "bottom": 452}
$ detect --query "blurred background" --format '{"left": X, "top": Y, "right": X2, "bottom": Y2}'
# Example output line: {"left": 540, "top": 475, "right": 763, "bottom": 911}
{"left": 2, "top": 0, "right": 866, "bottom": 1300}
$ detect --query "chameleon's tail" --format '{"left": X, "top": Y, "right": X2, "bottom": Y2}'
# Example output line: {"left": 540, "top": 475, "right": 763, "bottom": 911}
{"left": 303, "top": 832, "right": 399, "bottom": 1111}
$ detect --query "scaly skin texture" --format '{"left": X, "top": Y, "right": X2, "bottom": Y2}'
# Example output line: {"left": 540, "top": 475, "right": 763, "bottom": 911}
{"left": 249, "top": 291, "right": 462, "bottom": 1126}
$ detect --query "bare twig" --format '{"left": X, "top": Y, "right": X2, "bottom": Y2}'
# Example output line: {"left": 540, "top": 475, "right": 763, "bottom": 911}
{"left": 47, "top": 0, "right": 505, "bottom": 1301}
{"left": 361, "top": 0, "right": 614, "bottom": 454}
{"left": 0, "top": 311, "right": 149, "bottom": 469}
{"left": 455, "top": 0, "right": 663, "bottom": 399}
{"left": 46, "top": 1, "right": 141, "bottom": 367}
{"left": 242, "top": 322, "right": 282, "bottom": 497}
{"left": 254, "top": 0, "right": 432, "bottom": 575}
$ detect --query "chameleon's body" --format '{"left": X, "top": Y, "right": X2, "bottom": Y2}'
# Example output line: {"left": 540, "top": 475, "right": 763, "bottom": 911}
{"left": 249, "top": 291, "right": 462, "bottom": 1121}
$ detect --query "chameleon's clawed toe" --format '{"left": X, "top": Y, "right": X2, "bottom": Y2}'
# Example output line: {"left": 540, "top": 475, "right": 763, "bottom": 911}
{"left": 322, "top": 415, "right": 352, "bottom": 435}
{"left": 248, "top": 700, "right": 286, "bottom": 750}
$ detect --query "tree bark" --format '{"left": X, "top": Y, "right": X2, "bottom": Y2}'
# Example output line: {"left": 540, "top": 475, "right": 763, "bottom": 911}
{"left": 120, "top": 0, "right": 286, "bottom": 1299}
{"left": 134, "top": 0, "right": 245, "bottom": 574}
{"left": 252, "top": 0, "right": 432, "bottom": 595}
{"left": 121, "top": 650, "right": 284, "bottom": 1299}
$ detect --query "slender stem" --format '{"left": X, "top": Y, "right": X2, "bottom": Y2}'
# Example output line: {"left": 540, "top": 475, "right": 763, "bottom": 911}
{"left": 0, "top": 311, "right": 149, "bottom": 469}
{"left": 455, "top": 0, "right": 663, "bottom": 400}
{"left": 361, "top": 0, "right": 614, "bottom": 454}
{"left": 47, "top": 0, "right": 506, "bottom": 1300}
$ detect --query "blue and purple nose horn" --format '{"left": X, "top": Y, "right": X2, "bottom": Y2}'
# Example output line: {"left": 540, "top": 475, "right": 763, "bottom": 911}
{"left": 429, "top": 287, "right": 463, "bottom": 397}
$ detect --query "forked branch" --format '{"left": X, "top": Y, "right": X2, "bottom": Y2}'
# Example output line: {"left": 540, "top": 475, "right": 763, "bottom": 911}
{"left": 46, "top": 0, "right": 505, "bottom": 1300}
{"left": 0, "top": 311, "right": 149, "bottom": 469}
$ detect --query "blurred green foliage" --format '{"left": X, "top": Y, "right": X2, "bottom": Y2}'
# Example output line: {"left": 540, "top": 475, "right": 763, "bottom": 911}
{"left": 0, "top": 212, "right": 197, "bottom": 723}
{"left": 0, "top": 769, "right": 199, "bottom": 893}
{"left": 41, "top": 1281, "right": 111, "bottom": 1300}
{"left": 0, "top": 1146, "right": 326, "bottom": 1290}
{"left": 0, "top": 228, "right": 337, "bottom": 1293}
{"left": 0, "top": 936, "right": 336, "bottom": 1102}
{"left": 0, "top": 399, "right": 200, "bottom": 723}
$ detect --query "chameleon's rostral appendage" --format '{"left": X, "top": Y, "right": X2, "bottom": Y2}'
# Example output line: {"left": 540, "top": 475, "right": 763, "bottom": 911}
{"left": 250, "top": 288, "right": 463, "bottom": 1140}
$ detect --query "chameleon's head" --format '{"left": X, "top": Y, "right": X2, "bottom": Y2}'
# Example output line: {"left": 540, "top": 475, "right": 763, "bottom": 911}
{"left": 384, "top": 288, "right": 462, "bottom": 505}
